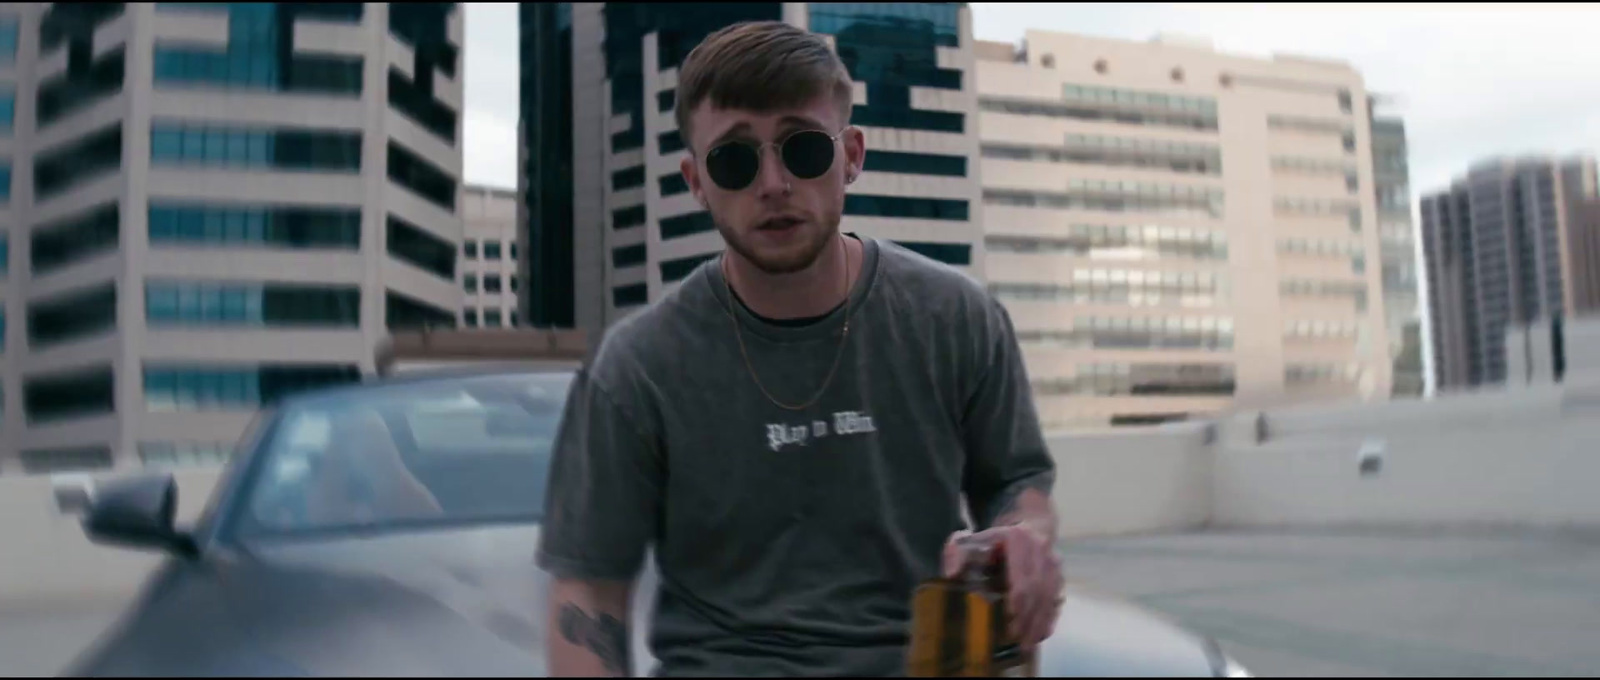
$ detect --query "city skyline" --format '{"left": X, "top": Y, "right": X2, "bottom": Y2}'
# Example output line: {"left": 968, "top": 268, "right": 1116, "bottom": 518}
{"left": 463, "top": 3, "right": 1600, "bottom": 203}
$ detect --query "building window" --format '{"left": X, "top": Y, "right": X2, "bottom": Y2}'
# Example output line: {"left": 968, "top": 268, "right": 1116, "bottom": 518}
{"left": 146, "top": 281, "right": 361, "bottom": 328}
{"left": 32, "top": 203, "right": 119, "bottom": 276}
{"left": 660, "top": 252, "right": 716, "bottom": 283}
{"left": 386, "top": 290, "right": 456, "bottom": 330}
{"left": 844, "top": 195, "right": 969, "bottom": 221}
{"left": 510, "top": 243, "right": 518, "bottom": 260}
{"left": 1342, "top": 131, "right": 1357, "bottom": 153}
{"left": 0, "top": 15, "right": 17, "bottom": 65}
{"left": 484, "top": 310, "right": 503, "bottom": 328}
{"left": 463, "top": 239, "right": 478, "bottom": 258}
{"left": 387, "top": 141, "right": 457, "bottom": 211}
{"left": 509, "top": 276, "right": 519, "bottom": 292}
{"left": 659, "top": 174, "right": 689, "bottom": 197}
{"left": 990, "top": 270, "right": 1224, "bottom": 309}
{"left": 149, "top": 203, "right": 361, "bottom": 250}
{"left": 657, "top": 89, "right": 675, "bottom": 112}
{"left": 21, "top": 446, "right": 114, "bottom": 475}
{"left": 612, "top": 166, "right": 646, "bottom": 191}
{"left": 984, "top": 137, "right": 1221, "bottom": 176}
{"left": 37, "top": 46, "right": 126, "bottom": 129}
{"left": 484, "top": 241, "right": 502, "bottom": 259}
{"left": 1338, "top": 89, "right": 1353, "bottom": 114}
{"left": 28, "top": 282, "right": 117, "bottom": 349}
{"left": 24, "top": 364, "right": 115, "bottom": 425}
{"left": 463, "top": 309, "right": 478, "bottom": 327}
{"left": 463, "top": 273, "right": 477, "bottom": 292}
{"left": 612, "top": 283, "right": 647, "bottom": 308}
{"left": 986, "top": 225, "right": 1228, "bottom": 261}
{"left": 1018, "top": 316, "right": 1235, "bottom": 352}
{"left": 612, "top": 244, "right": 647, "bottom": 268}
{"left": 894, "top": 241, "right": 971, "bottom": 266}
{"left": 613, "top": 206, "right": 647, "bottom": 230}
{"left": 988, "top": 185, "right": 1223, "bottom": 219}
{"left": 151, "top": 123, "right": 362, "bottom": 172}
{"left": 41, "top": 4, "right": 126, "bottom": 54}
{"left": 863, "top": 150, "right": 967, "bottom": 177}
{"left": 981, "top": 92, "right": 1217, "bottom": 133}
{"left": 144, "top": 363, "right": 361, "bottom": 412}
{"left": 389, "top": 67, "right": 456, "bottom": 143}
{"left": 812, "top": 3, "right": 962, "bottom": 133}
{"left": 0, "top": 162, "right": 11, "bottom": 204}
{"left": 387, "top": 215, "right": 455, "bottom": 280}
{"left": 139, "top": 441, "right": 235, "bottom": 469}
{"left": 35, "top": 123, "right": 123, "bottom": 202}
{"left": 153, "top": 4, "right": 364, "bottom": 96}
{"left": 483, "top": 274, "right": 502, "bottom": 293}
{"left": 1033, "top": 363, "right": 1236, "bottom": 398}
{"left": 659, "top": 130, "right": 685, "bottom": 155}
{"left": 0, "top": 86, "right": 13, "bottom": 135}
{"left": 389, "top": 3, "right": 459, "bottom": 77}
{"left": 660, "top": 211, "right": 715, "bottom": 240}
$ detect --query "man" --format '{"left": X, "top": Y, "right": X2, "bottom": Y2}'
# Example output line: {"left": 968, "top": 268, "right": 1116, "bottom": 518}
{"left": 538, "top": 20, "right": 1062, "bottom": 677}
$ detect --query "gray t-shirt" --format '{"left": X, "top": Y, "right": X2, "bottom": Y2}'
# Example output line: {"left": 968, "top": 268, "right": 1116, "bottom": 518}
{"left": 537, "top": 237, "right": 1055, "bottom": 677}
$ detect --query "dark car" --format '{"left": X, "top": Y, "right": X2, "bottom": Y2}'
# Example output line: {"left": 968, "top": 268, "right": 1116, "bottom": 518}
{"left": 62, "top": 366, "right": 1250, "bottom": 677}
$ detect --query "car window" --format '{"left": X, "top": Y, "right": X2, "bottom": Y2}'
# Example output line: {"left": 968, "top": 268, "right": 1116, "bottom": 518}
{"left": 234, "top": 371, "right": 574, "bottom": 540}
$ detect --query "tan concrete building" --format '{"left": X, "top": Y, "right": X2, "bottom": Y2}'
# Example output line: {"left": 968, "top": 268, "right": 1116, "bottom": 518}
{"left": 461, "top": 185, "right": 519, "bottom": 328}
{"left": 975, "top": 31, "right": 1396, "bottom": 430}
{"left": 0, "top": 4, "right": 463, "bottom": 475}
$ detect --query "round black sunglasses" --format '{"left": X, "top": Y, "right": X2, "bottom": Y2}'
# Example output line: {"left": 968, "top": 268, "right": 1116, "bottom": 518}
{"left": 702, "top": 127, "right": 850, "bottom": 191}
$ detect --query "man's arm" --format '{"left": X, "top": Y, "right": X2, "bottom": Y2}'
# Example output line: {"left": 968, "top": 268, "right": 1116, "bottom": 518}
{"left": 549, "top": 579, "right": 634, "bottom": 676}
{"left": 538, "top": 365, "right": 663, "bottom": 677}
{"left": 949, "top": 295, "right": 1063, "bottom": 649}
{"left": 960, "top": 296, "right": 1058, "bottom": 533}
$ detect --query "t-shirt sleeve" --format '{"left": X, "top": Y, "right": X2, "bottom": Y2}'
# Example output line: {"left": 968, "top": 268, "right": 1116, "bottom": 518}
{"left": 961, "top": 295, "right": 1057, "bottom": 529}
{"left": 536, "top": 366, "right": 663, "bottom": 581}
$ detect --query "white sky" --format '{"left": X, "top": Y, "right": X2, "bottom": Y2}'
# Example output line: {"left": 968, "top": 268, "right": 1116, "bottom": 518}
{"left": 462, "top": 3, "right": 1600, "bottom": 200}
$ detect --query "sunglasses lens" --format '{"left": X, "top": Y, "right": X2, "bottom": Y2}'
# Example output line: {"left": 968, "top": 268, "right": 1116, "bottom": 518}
{"left": 706, "top": 143, "right": 760, "bottom": 190}
{"left": 782, "top": 130, "right": 835, "bottom": 179}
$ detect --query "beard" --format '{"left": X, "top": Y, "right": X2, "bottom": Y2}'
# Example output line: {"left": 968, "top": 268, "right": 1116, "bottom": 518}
{"left": 714, "top": 210, "right": 839, "bottom": 276}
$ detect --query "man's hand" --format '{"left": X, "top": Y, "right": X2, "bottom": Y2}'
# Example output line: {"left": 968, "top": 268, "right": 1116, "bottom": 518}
{"left": 941, "top": 523, "right": 1064, "bottom": 652}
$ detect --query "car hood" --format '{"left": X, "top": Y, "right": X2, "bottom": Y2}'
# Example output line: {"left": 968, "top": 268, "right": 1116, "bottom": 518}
{"left": 67, "top": 526, "right": 1222, "bottom": 677}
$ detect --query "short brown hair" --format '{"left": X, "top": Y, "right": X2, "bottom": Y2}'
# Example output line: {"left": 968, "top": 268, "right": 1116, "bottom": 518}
{"left": 674, "top": 21, "right": 854, "bottom": 151}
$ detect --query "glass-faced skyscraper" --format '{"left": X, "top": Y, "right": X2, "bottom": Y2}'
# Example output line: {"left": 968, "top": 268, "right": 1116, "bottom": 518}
{"left": 517, "top": 3, "right": 984, "bottom": 335}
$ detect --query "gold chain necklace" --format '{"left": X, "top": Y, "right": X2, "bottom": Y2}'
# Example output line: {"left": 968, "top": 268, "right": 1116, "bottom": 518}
{"left": 722, "top": 236, "right": 853, "bottom": 411}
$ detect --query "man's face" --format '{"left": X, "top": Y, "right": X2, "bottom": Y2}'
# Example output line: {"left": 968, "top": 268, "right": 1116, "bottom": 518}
{"left": 681, "top": 93, "right": 865, "bottom": 275}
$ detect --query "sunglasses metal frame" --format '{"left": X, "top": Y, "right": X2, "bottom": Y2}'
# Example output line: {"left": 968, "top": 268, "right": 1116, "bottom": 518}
{"left": 700, "top": 125, "right": 855, "bottom": 191}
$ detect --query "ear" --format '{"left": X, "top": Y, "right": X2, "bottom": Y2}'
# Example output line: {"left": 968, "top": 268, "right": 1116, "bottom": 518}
{"left": 841, "top": 125, "right": 866, "bottom": 184}
{"left": 681, "top": 155, "right": 706, "bottom": 208}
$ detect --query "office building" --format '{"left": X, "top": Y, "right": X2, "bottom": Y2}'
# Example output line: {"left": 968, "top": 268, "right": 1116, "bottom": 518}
{"left": 975, "top": 31, "right": 1397, "bottom": 429}
{"left": 0, "top": 3, "right": 464, "bottom": 474}
{"left": 520, "top": 3, "right": 984, "bottom": 335}
{"left": 462, "top": 185, "right": 519, "bottom": 328}
{"left": 1369, "top": 112, "right": 1424, "bottom": 397}
{"left": 1420, "top": 156, "right": 1600, "bottom": 391}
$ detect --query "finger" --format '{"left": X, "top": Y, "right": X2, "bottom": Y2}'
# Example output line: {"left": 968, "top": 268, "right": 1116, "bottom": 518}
{"left": 942, "top": 530, "right": 973, "bottom": 578}
{"left": 1004, "top": 535, "right": 1037, "bottom": 645}
{"left": 1032, "top": 556, "right": 1066, "bottom": 645}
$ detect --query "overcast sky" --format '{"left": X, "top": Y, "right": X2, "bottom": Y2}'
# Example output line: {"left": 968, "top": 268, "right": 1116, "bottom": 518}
{"left": 462, "top": 3, "right": 1600, "bottom": 200}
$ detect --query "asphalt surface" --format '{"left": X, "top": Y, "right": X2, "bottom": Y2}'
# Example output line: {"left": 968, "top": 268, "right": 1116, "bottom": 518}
{"left": 1062, "top": 529, "right": 1600, "bottom": 677}
{"left": 4, "top": 530, "right": 1599, "bottom": 676}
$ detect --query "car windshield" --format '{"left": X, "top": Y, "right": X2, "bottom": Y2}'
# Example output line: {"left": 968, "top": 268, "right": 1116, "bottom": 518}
{"left": 232, "top": 370, "right": 573, "bottom": 540}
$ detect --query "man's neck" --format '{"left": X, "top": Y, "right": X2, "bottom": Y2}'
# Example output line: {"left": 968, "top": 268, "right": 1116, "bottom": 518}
{"left": 725, "top": 235, "right": 861, "bottom": 320}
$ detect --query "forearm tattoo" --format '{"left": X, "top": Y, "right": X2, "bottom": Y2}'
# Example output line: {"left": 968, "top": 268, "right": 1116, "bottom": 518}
{"left": 558, "top": 603, "right": 631, "bottom": 676}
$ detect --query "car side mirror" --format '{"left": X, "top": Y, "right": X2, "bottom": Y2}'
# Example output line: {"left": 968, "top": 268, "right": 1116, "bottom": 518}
{"left": 82, "top": 473, "right": 197, "bottom": 559}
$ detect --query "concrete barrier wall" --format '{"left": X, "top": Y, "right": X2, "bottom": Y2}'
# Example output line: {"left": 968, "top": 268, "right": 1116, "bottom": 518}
{"left": 1211, "top": 379, "right": 1600, "bottom": 530}
{"left": 3, "top": 378, "right": 1600, "bottom": 604}
{"left": 0, "top": 468, "right": 223, "bottom": 604}
{"left": 1046, "top": 424, "right": 1213, "bottom": 539}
